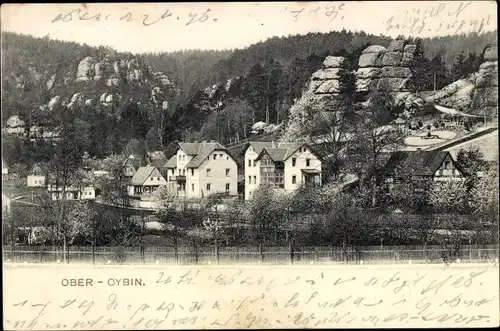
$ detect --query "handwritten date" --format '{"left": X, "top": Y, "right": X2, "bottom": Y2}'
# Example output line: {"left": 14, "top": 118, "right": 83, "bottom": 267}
{"left": 51, "top": 8, "right": 216, "bottom": 27}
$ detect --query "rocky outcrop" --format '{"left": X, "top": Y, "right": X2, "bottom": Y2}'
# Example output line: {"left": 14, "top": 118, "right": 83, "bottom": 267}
{"left": 425, "top": 44, "right": 498, "bottom": 116}
{"left": 76, "top": 56, "right": 95, "bottom": 82}
{"left": 75, "top": 56, "right": 156, "bottom": 85}
{"left": 308, "top": 56, "right": 346, "bottom": 98}
{"left": 356, "top": 39, "right": 417, "bottom": 94}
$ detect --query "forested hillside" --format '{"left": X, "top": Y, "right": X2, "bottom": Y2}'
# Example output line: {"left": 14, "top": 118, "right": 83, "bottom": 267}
{"left": 2, "top": 30, "right": 497, "bottom": 168}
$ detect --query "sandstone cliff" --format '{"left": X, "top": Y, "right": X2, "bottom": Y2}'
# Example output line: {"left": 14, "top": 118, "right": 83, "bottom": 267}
{"left": 425, "top": 45, "right": 498, "bottom": 117}
{"left": 356, "top": 39, "right": 417, "bottom": 99}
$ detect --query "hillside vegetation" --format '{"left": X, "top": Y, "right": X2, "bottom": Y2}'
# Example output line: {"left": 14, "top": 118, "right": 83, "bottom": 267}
{"left": 1, "top": 30, "right": 497, "bottom": 167}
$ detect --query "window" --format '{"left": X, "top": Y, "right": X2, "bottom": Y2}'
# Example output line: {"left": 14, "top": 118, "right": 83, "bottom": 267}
{"left": 191, "top": 169, "right": 194, "bottom": 176}
{"left": 226, "top": 168, "right": 230, "bottom": 176}
{"left": 192, "top": 183, "right": 195, "bottom": 192}
{"left": 248, "top": 159, "right": 251, "bottom": 167}
{"left": 213, "top": 154, "right": 217, "bottom": 160}
{"left": 253, "top": 176, "right": 256, "bottom": 184}
{"left": 206, "top": 168, "right": 211, "bottom": 176}
{"left": 171, "top": 169, "right": 174, "bottom": 175}
{"left": 220, "top": 154, "right": 223, "bottom": 158}
{"left": 157, "top": 177, "right": 160, "bottom": 181}
{"left": 444, "top": 161, "right": 451, "bottom": 169}
{"left": 226, "top": 183, "right": 230, "bottom": 191}
{"left": 306, "top": 158, "right": 310, "bottom": 167}
{"left": 292, "top": 158, "right": 296, "bottom": 167}
{"left": 292, "top": 175, "right": 297, "bottom": 184}
{"left": 253, "top": 160, "right": 256, "bottom": 167}
{"left": 206, "top": 183, "right": 211, "bottom": 191}
{"left": 182, "top": 169, "right": 185, "bottom": 175}
{"left": 150, "top": 177, "right": 153, "bottom": 181}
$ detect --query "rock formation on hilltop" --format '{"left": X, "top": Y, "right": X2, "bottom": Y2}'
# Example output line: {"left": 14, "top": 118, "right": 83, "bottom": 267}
{"left": 309, "top": 55, "right": 346, "bottom": 98}
{"left": 356, "top": 39, "right": 417, "bottom": 97}
{"left": 31, "top": 54, "right": 180, "bottom": 118}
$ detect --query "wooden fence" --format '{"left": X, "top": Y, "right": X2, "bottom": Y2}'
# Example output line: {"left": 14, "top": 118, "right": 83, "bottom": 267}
{"left": 3, "top": 244, "right": 498, "bottom": 265}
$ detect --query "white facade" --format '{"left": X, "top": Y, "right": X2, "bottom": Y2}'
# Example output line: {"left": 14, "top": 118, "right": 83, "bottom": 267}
{"left": 48, "top": 185, "right": 96, "bottom": 201}
{"left": 27, "top": 175, "right": 46, "bottom": 187}
{"left": 244, "top": 143, "right": 323, "bottom": 200}
{"left": 244, "top": 145, "right": 261, "bottom": 200}
{"left": 167, "top": 146, "right": 238, "bottom": 199}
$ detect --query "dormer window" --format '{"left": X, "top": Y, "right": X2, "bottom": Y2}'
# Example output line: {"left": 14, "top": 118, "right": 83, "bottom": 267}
{"left": 213, "top": 154, "right": 217, "bottom": 160}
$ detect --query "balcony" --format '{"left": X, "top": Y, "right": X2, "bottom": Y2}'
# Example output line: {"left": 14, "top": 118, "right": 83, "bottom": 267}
{"left": 169, "top": 175, "right": 186, "bottom": 182}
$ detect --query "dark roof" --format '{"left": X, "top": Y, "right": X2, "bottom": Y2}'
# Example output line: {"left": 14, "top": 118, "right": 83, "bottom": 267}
{"left": 256, "top": 148, "right": 288, "bottom": 162}
{"left": 245, "top": 142, "right": 304, "bottom": 159}
{"left": 246, "top": 141, "right": 323, "bottom": 163}
{"left": 384, "top": 151, "right": 459, "bottom": 177}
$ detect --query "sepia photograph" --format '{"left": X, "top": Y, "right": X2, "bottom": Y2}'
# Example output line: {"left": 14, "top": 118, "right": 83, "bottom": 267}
{"left": 2, "top": 1, "right": 499, "bottom": 329}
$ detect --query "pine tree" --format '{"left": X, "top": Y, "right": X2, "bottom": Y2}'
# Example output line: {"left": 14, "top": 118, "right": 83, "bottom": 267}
{"left": 410, "top": 38, "right": 432, "bottom": 93}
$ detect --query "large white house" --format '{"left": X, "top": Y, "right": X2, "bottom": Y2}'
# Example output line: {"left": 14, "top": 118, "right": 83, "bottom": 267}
{"left": 243, "top": 141, "right": 324, "bottom": 200}
{"left": 163, "top": 142, "right": 238, "bottom": 198}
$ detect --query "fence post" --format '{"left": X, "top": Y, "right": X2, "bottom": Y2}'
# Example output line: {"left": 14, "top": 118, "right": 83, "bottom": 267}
{"left": 259, "top": 243, "right": 264, "bottom": 264}
{"left": 92, "top": 243, "right": 95, "bottom": 265}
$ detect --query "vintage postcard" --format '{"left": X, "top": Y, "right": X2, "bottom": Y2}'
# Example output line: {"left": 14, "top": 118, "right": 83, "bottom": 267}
{"left": 1, "top": 1, "right": 499, "bottom": 329}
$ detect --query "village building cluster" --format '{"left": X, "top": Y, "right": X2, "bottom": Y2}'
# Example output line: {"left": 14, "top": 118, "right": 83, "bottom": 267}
{"left": 2, "top": 133, "right": 477, "bottom": 208}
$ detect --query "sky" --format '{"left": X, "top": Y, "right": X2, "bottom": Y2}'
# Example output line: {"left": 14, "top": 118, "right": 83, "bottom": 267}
{"left": 1, "top": 1, "right": 497, "bottom": 54}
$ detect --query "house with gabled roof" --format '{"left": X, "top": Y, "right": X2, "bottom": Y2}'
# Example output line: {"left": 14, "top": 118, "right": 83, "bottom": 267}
{"left": 163, "top": 141, "right": 238, "bottom": 198}
{"left": 122, "top": 153, "right": 149, "bottom": 180}
{"left": 127, "top": 166, "right": 168, "bottom": 198}
{"left": 243, "top": 141, "right": 324, "bottom": 199}
{"left": 383, "top": 150, "right": 465, "bottom": 189}
{"left": 27, "top": 163, "right": 48, "bottom": 187}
